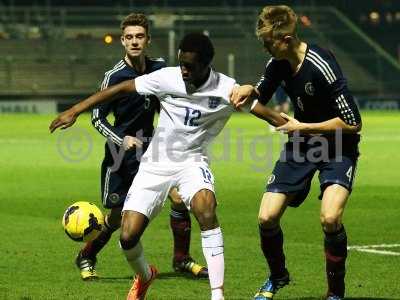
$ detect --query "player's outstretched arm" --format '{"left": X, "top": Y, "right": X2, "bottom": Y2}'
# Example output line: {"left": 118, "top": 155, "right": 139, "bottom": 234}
{"left": 230, "top": 85, "right": 259, "bottom": 109}
{"left": 250, "top": 101, "right": 287, "bottom": 127}
{"left": 277, "top": 113, "right": 362, "bottom": 134}
{"left": 49, "top": 80, "right": 136, "bottom": 133}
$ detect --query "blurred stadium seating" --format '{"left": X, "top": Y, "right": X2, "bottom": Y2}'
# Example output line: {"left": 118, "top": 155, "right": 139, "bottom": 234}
{"left": 0, "top": 2, "right": 398, "bottom": 103}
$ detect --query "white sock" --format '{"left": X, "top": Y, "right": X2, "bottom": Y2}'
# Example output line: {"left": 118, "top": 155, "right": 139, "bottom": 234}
{"left": 121, "top": 241, "right": 151, "bottom": 281}
{"left": 211, "top": 288, "right": 224, "bottom": 300}
{"left": 201, "top": 227, "right": 224, "bottom": 300}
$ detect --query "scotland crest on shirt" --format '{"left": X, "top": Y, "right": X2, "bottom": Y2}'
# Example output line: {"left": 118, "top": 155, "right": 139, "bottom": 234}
{"left": 305, "top": 82, "right": 315, "bottom": 96}
{"left": 208, "top": 97, "right": 221, "bottom": 109}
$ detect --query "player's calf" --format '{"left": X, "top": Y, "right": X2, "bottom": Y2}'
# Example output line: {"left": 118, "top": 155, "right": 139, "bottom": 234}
{"left": 320, "top": 185, "right": 348, "bottom": 298}
{"left": 324, "top": 226, "right": 347, "bottom": 298}
{"left": 120, "top": 221, "right": 156, "bottom": 300}
{"left": 81, "top": 214, "right": 119, "bottom": 255}
{"left": 259, "top": 225, "right": 287, "bottom": 278}
{"left": 191, "top": 189, "right": 218, "bottom": 230}
{"left": 169, "top": 207, "right": 191, "bottom": 261}
{"left": 170, "top": 201, "right": 209, "bottom": 278}
{"left": 191, "top": 190, "right": 224, "bottom": 300}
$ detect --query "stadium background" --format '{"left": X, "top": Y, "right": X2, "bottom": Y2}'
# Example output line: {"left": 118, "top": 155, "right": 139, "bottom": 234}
{"left": 1, "top": 1, "right": 399, "bottom": 299}
{"left": 0, "top": 0, "right": 399, "bottom": 110}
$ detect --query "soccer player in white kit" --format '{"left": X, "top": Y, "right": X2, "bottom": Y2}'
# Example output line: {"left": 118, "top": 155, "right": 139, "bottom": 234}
{"left": 50, "top": 33, "right": 286, "bottom": 300}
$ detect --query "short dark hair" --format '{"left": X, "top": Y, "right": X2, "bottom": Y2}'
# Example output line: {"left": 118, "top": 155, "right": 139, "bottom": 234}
{"left": 120, "top": 13, "right": 149, "bottom": 34}
{"left": 178, "top": 33, "right": 215, "bottom": 66}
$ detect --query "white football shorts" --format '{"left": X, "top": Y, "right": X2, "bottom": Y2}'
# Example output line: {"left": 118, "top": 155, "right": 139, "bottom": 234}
{"left": 122, "top": 162, "right": 215, "bottom": 220}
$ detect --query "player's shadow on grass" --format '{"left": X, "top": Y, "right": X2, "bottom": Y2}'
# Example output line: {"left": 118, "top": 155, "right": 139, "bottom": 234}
{"left": 93, "top": 276, "right": 132, "bottom": 282}
{"left": 285, "top": 298, "right": 321, "bottom": 300}
{"left": 346, "top": 298, "right": 400, "bottom": 300}
{"left": 286, "top": 297, "right": 400, "bottom": 300}
{"left": 94, "top": 271, "right": 208, "bottom": 282}
{"left": 157, "top": 271, "right": 208, "bottom": 280}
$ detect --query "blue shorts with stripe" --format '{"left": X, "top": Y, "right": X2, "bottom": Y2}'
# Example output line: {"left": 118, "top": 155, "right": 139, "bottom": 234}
{"left": 266, "top": 144, "right": 359, "bottom": 207}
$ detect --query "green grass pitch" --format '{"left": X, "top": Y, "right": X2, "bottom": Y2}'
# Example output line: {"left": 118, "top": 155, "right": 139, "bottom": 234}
{"left": 0, "top": 111, "right": 399, "bottom": 299}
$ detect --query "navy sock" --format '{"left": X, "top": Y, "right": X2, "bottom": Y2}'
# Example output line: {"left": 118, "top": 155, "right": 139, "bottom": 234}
{"left": 324, "top": 226, "right": 347, "bottom": 297}
{"left": 259, "top": 225, "right": 286, "bottom": 278}
{"left": 170, "top": 208, "right": 191, "bottom": 261}
{"left": 81, "top": 220, "right": 114, "bottom": 259}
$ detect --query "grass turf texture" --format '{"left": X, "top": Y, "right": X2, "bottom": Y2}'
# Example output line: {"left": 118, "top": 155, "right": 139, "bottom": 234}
{"left": 0, "top": 111, "right": 399, "bottom": 299}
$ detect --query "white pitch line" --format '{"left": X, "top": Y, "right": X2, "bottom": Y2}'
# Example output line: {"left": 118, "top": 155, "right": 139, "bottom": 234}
{"left": 353, "top": 248, "right": 400, "bottom": 256}
{"left": 347, "top": 243, "right": 400, "bottom": 256}
{"left": 348, "top": 243, "right": 400, "bottom": 249}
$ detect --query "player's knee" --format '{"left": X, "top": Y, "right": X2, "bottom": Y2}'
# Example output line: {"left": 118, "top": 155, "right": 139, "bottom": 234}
{"left": 194, "top": 202, "right": 217, "bottom": 230}
{"left": 119, "top": 211, "right": 148, "bottom": 249}
{"left": 320, "top": 213, "right": 341, "bottom": 232}
{"left": 119, "top": 218, "right": 143, "bottom": 250}
{"left": 201, "top": 203, "right": 217, "bottom": 221}
{"left": 198, "top": 211, "right": 217, "bottom": 227}
{"left": 196, "top": 204, "right": 217, "bottom": 228}
{"left": 258, "top": 213, "right": 280, "bottom": 229}
{"left": 119, "top": 227, "right": 141, "bottom": 250}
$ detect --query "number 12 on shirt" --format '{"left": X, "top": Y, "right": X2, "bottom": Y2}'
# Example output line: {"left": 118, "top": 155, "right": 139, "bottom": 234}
{"left": 184, "top": 107, "right": 201, "bottom": 126}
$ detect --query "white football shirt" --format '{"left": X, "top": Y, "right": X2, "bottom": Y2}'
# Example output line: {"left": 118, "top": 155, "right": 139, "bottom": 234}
{"left": 135, "top": 67, "right": 241, "bottom": 166}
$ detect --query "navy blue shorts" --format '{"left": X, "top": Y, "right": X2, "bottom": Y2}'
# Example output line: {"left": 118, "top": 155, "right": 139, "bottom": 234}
{"left": 100, "top": 147, "right": 141, "bottom": 209}
{"left": 266, "top": 148, "right": 358, "bottom": 207}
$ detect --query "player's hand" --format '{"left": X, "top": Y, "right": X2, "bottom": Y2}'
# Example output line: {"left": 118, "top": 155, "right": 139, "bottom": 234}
{"left": 122, "top": 135, "right": 143, "bottom": 151}
{"left": 276, "top": 113, "right": 304, "bottom": 134}
{"left": 49, "top": 108, "right": 78, "bottom": 133}
{"left": 230, "top": 85, "right": 256, "bottom": 109}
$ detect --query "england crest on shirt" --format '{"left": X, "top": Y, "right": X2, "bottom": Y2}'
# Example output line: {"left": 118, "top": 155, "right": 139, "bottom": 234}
{"left": 208, "top": 97, "right": 221, "bottom": 109}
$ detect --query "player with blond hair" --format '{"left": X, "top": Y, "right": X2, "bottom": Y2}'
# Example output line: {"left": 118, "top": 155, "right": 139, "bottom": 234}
{"left": 231, "top": 5, "right": 361, "bottom": 300}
